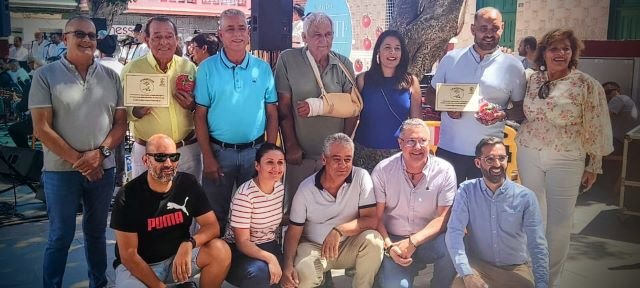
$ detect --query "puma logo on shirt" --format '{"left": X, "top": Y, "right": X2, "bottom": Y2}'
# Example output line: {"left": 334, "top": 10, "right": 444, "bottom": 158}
{"left": 167, "top": 197, "right": 189, "bottom": 216}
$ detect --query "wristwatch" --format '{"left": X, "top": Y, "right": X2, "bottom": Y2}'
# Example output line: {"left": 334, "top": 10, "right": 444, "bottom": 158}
{"left": 384, "top": 244, "right": 396, "bottom": 257}
{"left": 97, "top": 146, "right": 112, "bottom": 158}
{"left": 184, "top": 236, "right": 196, "bottom": 249}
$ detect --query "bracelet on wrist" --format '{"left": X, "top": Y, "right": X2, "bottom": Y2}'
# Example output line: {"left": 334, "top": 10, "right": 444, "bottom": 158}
{"left": 184, "top": 236, "right": 196, "bottom": 249}
{"left": 332, "top": 227, "right": 344, "bottom": 237}
{"left": 408, "top": 235, "right": 417, "bottom": 248}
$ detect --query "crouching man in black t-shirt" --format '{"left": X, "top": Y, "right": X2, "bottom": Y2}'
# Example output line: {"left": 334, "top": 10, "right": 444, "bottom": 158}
{"left": 111, "top": 134, "right": 232, "bottom": 287}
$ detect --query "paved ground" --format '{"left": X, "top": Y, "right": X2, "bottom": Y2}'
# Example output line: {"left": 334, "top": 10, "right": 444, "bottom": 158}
{"left": 0, "top": 181, "right": 639, "bottom": 288}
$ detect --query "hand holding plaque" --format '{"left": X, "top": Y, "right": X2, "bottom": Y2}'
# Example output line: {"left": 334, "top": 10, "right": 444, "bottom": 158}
{"left": 124, "top": 73, "right": 170, "bottom": 107}
{"left": 435, "top": 83, "right": 481, "bottom": 112}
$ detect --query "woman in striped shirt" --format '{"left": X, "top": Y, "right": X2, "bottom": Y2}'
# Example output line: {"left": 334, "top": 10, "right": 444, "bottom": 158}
{"left": 224, "top": 143, "right": 286, "bottom": 287}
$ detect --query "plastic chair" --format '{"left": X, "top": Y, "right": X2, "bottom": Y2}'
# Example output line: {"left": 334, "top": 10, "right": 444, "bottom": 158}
{"left": 424, "top": 120, "right": 520, "bottom": 182}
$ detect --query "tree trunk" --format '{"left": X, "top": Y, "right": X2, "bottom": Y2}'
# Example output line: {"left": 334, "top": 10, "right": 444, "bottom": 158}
{"left": 390, "top": 0, "right": 467, "bottom": 78}
{"left": 89, "top": 0, "right": 128, "bottom": 30}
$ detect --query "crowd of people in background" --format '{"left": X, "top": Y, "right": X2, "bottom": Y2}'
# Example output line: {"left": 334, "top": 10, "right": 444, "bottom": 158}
{"left": 0, "top": 3, "right": 635, "bottom": 288}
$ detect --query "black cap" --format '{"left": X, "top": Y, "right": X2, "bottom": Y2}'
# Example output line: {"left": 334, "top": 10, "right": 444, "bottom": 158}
{"left": 97, "top": 35, "right": 118, "bottom": 55}
{"left": 293, "top": 4, "right": 305, "bottom": 18}
{"left": 133, "top": 23, "right": 143, "bottom": 33}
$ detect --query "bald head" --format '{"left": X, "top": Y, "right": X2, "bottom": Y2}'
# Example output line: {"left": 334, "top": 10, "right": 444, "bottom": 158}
{"left": 65, "top": 15, "right": 95, "bottom": 32}
{"left": 471, "top": 7, "right": 504, "bottom": 52}
{"left": 146, "top": 134, "right": 176, "bottom": 153}
{"left": 474, "top": 7, "right": 502, "bottom": 23}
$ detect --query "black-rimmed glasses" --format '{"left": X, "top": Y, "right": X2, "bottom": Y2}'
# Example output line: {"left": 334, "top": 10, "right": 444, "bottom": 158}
{"left": 146, "top": 153, "right": 181, "bottom": 162}
{"left": 64, "top": 31, "right": 98, "bottom": 41}
{"left": 478, "top": 155, "right": 509, "bottom": 165}
{"left": 538, "top": 81, "right": 551, "bottom": 99}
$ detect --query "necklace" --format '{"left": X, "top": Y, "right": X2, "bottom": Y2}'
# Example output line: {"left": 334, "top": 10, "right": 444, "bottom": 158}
{"left": 402, "top": 155, "right": 432, "bottom": 188}
{"left": 405, "top": 170, "right": 422, "bottom": 178}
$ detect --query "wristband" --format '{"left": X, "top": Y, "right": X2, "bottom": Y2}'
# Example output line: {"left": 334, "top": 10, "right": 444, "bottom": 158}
{"left": 332, "top": 227, "right": 344, "bottom": 237}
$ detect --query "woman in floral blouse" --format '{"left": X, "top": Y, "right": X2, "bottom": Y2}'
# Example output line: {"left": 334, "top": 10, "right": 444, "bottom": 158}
{"left": 516, "top": 29, "right": 613, "bottom": 287}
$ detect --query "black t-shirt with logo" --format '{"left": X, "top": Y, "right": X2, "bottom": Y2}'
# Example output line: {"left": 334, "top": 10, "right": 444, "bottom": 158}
{"left": 110, "top": 172, "right": 211, "bottom": 268}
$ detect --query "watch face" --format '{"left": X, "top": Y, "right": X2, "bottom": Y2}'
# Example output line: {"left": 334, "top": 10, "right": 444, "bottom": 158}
{"left": 101, "top": 147, "right": 112, "bottom": 157}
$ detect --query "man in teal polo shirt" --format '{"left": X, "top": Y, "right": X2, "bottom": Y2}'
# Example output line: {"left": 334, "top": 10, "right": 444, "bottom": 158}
{"left": 194, "top": 8, "right": 278, "bottom": 233}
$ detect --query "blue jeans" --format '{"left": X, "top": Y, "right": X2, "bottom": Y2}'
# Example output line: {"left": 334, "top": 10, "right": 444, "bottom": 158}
{"left": 436, "top": 148, "right": 481, "bottom": 185}
{"left": 225, "top": 241, "right": 283, "bottom": 288}
{"left": 42, "top": 168, "right": 115, "bottom": 288}
{"left": 377, "top": 233, "right": 456, "bottom": 288}
{"left": 202, "top": 143, "right": 260, "bottom": 234}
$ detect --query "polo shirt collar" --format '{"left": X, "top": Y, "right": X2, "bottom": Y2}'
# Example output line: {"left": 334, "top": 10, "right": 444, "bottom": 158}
{"left": 304, "top": 46, "right": 341, "bottom": 67}
{"left": 146, "top": 52, "right": 176, "bottom": 73}
{"left": 60, "top": 56, "right": 98, "bottom": 76}
{"left": 220, "top": 48, "right": 250, "bottom": 69}
{"left": 400, "top": 154, "right": 429, "bottom": 175}
{"left": 468, "top": 45, "right": 503, "bottom": 63}
{"left": 481, "top": 178, "right": 512, "bottom": 197}
{"left": 314, "top": 166, "right": 354, "bottom": 190}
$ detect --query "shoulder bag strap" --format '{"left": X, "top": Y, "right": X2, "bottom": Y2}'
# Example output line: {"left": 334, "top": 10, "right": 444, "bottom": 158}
{"left": 331, "top": 52, "right": 356, "bottom": 88}
{"left": 305, "top": 49, "right": 328, "bottom": 96}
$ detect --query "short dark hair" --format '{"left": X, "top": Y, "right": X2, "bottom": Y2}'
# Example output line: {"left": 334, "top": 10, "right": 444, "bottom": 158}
{"left": 14, "top": 36, "right": 22, "bottom": 42}
{"left": 475, "top": 137, "right": 505, "bottom": 157}
{"left": 522, "top": 36, "right": 537, "bottom": 50}
{"left": 133, "top": 23, "right": 143, "bottom": 33}
{"left": 602, "top": 81, "right": 621, "bottom": 90}
{"left": 255, "top": 143, "right": 285, "bottom": 163}
{"left": 145, "top": 16, "right": 178, "bottom": 37}
{"left": 191, "top": 33, "right": 220, "bottom": 56}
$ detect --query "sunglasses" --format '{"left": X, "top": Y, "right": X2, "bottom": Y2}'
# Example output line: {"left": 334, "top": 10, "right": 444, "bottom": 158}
{"left": 146, "top": 153, "right": 181, "bottom": 162}
{"left": 65, "top": 31, "right": 97, "bottom": 41}
{"left": 538, "top": 81, "right": 551, "bottom": 99}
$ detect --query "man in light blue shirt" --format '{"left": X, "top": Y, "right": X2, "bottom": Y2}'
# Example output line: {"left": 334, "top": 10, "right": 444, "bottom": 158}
{"left": 430, "top": 7, "right": 526, "bottom": 185}
{"left": 194, "top": 8, "right": 278, "bottom": 233}
{"left": 446, "top": 137, "right": 548, "bottom": 288}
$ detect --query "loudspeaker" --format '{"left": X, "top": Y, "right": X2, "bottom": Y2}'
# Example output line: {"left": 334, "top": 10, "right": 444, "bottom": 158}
{"left": 0, "top": 146, "right": 43, "bottom": 183}
{"left": 91, "top": 18, "right": 107, "bottom": 33}
{"left": 1, "top": 0, "right": 10, "bottom": 37}
{"left": 250, "top": 0, "right": 292, "bottom": 51}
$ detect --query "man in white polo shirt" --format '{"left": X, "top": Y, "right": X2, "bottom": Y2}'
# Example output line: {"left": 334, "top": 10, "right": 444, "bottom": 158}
{"left": 281, "top": 133, "right": 384, "bottom": 288}
{"left": 373, "top": 118, "right": 458, "bottom": 288}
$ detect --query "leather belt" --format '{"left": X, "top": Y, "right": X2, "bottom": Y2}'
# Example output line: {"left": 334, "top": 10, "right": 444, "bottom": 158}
{"left": 135, "top": 130, "right": 197, "bottom": 148}
{"left": 210, "top": 134, "right": 265, "bottom": 150}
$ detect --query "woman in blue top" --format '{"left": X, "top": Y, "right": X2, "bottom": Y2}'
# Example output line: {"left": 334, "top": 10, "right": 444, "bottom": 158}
{"left": 354, "top": 30, "right": 422, "bottom": 172}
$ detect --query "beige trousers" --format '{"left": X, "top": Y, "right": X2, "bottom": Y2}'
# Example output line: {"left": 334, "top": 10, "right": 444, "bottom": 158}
{"left": 294, "top": 230, "right": 384, "bottom": 288}
{"left": 451, "top": 257, "right": 534, "bottom": 288}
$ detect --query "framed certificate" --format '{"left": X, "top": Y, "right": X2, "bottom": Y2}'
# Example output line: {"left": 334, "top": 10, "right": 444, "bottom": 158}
{"left": 124, "top": 73, "right": 170, "bottom": 107}
{"left": 435, "top": 83, "right": 481, "bottom": 112}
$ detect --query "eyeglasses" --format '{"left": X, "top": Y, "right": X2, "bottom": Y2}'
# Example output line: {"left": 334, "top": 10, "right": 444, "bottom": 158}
{"left": 146, "top": 153, "right": 181, "bottom": 162}
{"left": 400, "top": 138, "right": 429, "bottom": 148}
{"left": 538, "top": 81, "right": 551, "bottom": 99}
{"left": 65, "top": 31, "right": 97, "bottom": 41}
{"left": 478, "top": 155, "right": 509, "bottom": 165}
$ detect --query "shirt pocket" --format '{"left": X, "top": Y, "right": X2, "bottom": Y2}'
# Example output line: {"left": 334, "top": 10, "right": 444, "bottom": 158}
{"left": 499, "top": 205, "right": 523, "bottom": 232}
